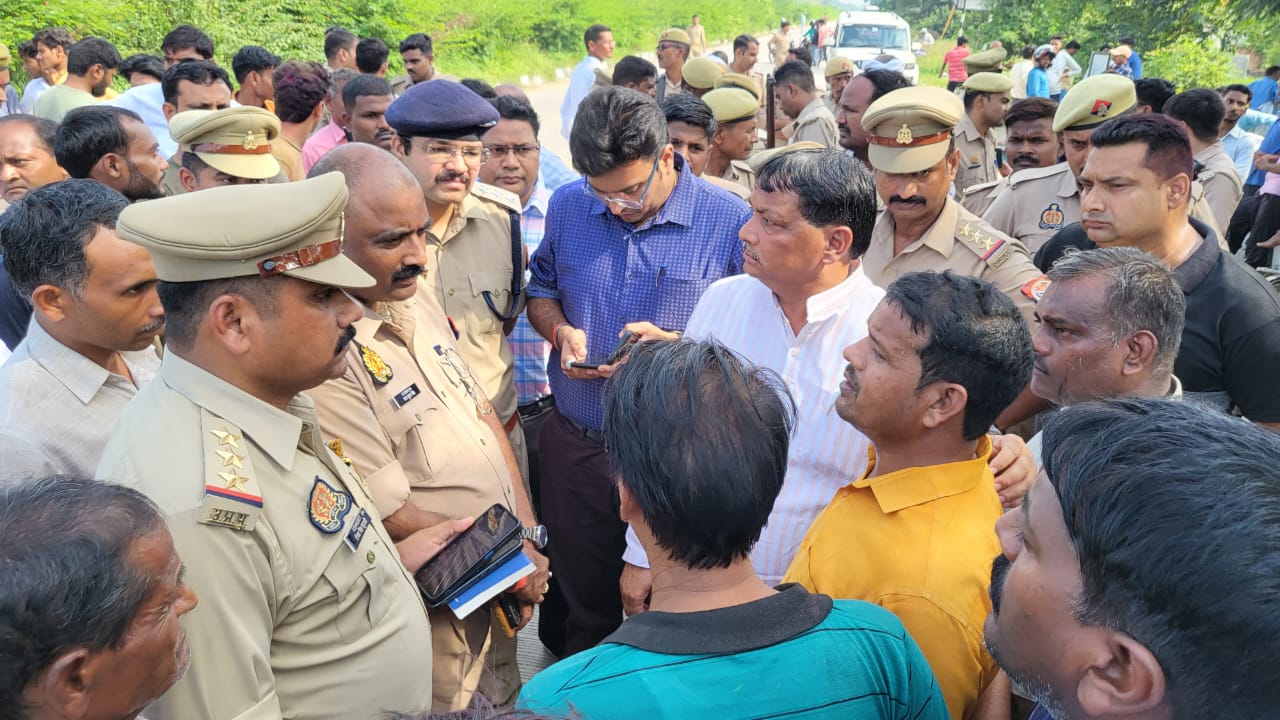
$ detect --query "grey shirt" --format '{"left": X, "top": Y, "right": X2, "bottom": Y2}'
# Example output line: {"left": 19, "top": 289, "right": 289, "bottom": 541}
{"left": 0, "top": 318, "right": 159, "bottom": 482}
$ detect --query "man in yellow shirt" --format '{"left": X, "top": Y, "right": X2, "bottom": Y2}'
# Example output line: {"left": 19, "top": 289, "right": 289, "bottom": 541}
{"left": 785, "top": 270, "right": 1033, "bottom": 720}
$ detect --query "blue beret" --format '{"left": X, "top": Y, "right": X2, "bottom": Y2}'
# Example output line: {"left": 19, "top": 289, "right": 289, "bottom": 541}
{"left": 386, "top": 79, "right": 500, "bottom": 140}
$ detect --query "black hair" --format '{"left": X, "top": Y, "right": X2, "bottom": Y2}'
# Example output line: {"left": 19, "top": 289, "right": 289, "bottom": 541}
{"left": 460, "top": 78, "right": 497, "bottom": 99}
{"left": 1222, "top": 83, "right": 1253, "bottom": 102}
{"left": 0, "top": 179, "right": 127, "bottom": 299}
{"left": 957, "top": 36, "right": 969, "bottom": 46}
{"left": 1088, "top": 113, "right": 1193, "bottom": 183}
{"left": 1065, "top": 39, "right": 1081, "bottom": 50}
{"left": 161, "top": 60, "right": 233, "bottom": 106}
{"left": 398, "top": 33, "right": 432, "bottom": 56}
{"left": 32, "top": 27, "right": 75, "bottom": 50}
{"left": 341, "top": 73, "right": 393, "bottom": 116}
{"left": 611, "top": 56, "right": 657, "bottom": 88}
{"left": 784, "top": 47, "right": 811, "bottom": 67}
{"left": 774, "top": 60, "right": 816, "bottom": 93}
{"left": 157, "top": 277, "right": 278, "bottom": 350}
{"left": 0, "top": 476, "right": 168, "bottom": 720}
{"left": 491, "top": 95, "right": 541, "bottom": 137}
{"left": 884, "top": 271, "right": 1032, "bottom": 439}
{"left": 1040, "top": 398, "right": 1280, "bottom": 720}
{"left": 162, "top": 24, "right": 214, "bottom": 60}
{"left": 0, "top": 115, "right": 58, "bottom": 156}
{"left": 355, "top": 37, "right": 389, "bottom": 74}
{"left": 1134, "top": 77, "right": 1177, "bottom": 113}
{"left": 1020, "top": 44, "right": 1034, "bottom": 60}
{"left": 1005, "top": 97, "right": 1058, "bottom": 128}
{"left": 604, "top": 340, "right": 796, "bottom": 570}
{"left": 584, "top": 24, "right": 611, "bottom": 51}
{"left": 231, "top": 45, "right": 281, "bottom": 84}
{"left": 661, "top": 93, "right": 715, "bottom": 137}
{"left": 569, "top": 86, "right": 667, "bottom": 176}
{"left": 756, "top": 149, "right": 877, "bottom": 258}
{"left": 66, "top": 37, "right": 122, "bottom": 76}
{"left": 119, "top": 53, "right": 163, "bottom": 82}
{"left": 17, "top": 41, "right": 37, "bottom": 60}
{"left": 859, "top": 68, "right": 913, "bottom": 105}
{"left": 324, "top": 27, "right": 357, "bottom": 61}
{"left": 273, "top": 61, "right": 330, "bottom": 124}
{"left": 1163, "top": 89, "right": 1225, "bottom": 143}
{"left": 54, "top": 106, "right": 141, "bottom": 179}
{"left": 732, "top": 34, "right": 757, "bottom": 54}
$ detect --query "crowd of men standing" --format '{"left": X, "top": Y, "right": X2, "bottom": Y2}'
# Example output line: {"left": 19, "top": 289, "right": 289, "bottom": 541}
{"left": 1, "top": 14, "right": 1280, "bottom": 720}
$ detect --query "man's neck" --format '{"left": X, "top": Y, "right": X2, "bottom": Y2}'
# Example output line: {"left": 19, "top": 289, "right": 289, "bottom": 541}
{"left": 665, "top": 64, "right": 683, "bottom": 84}
{"left": 867, "top": 433, "right": 979, "bottom": 478}
{"left": 428, "top": 201, "right": 458, "bottom": 238}
{"left": 62, "top": 74, "right": 94, "bottom": 94}
{"left": 38, "top": 316, "right": 134, "bottom": 382}
{"left": 731, "top": 59, "right": 752, "bottom": 74}
{"left": 279, "top": 122, "right": 311, "bottom": 149}
{"left": 1220, "top": 117, "right": 1240, "bottom": 137}
{"left": 1189, "top": 136, "right": 1211, "bottom": 155}
{"left": 704, "top": 147, "right": 732, "bottom": 178}
{"left": 235, "top": 89, "right": 263, "bottom": 108}
{"left": 43, "top": 66, "right": 67, "bottom": 84}
{"left": 1131, "top": 216, "right": 1202, "bottom": 269}
{"left": 967, "top": 108, "right": 991, "bottom": 136}
{"left": 647, "top": 554, "right": 776, "bottom": 614}
{"left": 174, "top": 345, "right": 295, "bottom": 411}
{"left": 771, "top": 262, "right": 854, "bottom": 334}
{"left": 892, "top": 202, "right": 947, "bottom": 253}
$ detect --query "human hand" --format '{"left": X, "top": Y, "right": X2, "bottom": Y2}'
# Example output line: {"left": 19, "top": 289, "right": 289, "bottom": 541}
{"left": 989, "top": 433, "right": 1035, "bottom": 508}
{"left": 558, "top": 327, "right": 617, "bottom": 380}
{"left": 396, "top": 517, "right": 475, "bottom": 573}
{"left": 621, "top": 321, "right": 680, "bottom": 343}
{"left": 509, "top": 544, "right": 551, "bottom": 605}
{"left": 620, "top": 562, "right": 652, "bottom": 616}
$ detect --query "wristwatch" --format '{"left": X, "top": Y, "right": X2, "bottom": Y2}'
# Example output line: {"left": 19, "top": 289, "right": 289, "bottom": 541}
{"left": 522, "top": 524, "right": 548, "bottom": 549}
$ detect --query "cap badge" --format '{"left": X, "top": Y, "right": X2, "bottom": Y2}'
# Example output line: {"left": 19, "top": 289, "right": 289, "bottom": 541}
{"left": 242, "top": 131, "right": 260, "bottom": 151}
{"left": 896, "top": 123, "right": 914, "bottom": 145}
{"left": 1090, "top": 100, "right": 1113, "bottom": 118}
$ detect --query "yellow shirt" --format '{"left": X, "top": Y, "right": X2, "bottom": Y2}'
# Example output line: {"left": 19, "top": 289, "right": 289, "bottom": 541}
{"left": 784, "top": 436, "right": 1003, "bottom": 720}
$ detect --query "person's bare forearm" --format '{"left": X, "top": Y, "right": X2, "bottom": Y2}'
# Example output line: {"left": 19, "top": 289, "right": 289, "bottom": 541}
{"left": 528, "top": 297, "right": 567, "bottom": 345}
{"left": 382, "top": 500, "right": 451, "bottom": 541}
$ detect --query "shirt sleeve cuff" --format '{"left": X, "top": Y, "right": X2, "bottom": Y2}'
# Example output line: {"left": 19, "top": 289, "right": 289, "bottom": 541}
{"left": 623, "top": 525, "right": 650, "bottom": 568}
{"left": 364, "top": 461, "right": 413, "bottom": 520}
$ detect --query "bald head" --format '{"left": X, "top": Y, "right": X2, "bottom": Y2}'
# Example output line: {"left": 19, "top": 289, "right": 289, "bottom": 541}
{"left": 494, "top": 83, "right": 529, "bottom": 102}
{"left": 308, "top": 142, "right": 418, "bottom": 191}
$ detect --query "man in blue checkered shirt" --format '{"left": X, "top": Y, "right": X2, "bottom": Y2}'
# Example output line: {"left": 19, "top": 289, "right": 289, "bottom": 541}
{"left": 526, "top": 86, "right": 750, "bottom": 656}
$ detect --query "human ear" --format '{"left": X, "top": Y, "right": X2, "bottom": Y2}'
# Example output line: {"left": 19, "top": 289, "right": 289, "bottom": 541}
{"left": 1077, "top": 633, "right": 1167, "bottom": 717}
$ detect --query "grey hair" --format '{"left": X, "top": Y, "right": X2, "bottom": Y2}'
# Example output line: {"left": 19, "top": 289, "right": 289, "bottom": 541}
{"left": 0, "top": 476, "right": 167, "bottom": 718}
{"left": 329, "top": 67, "right": 359, "bottom": 100}
{"left": 1047, "top": 247, "right": 1185, "bottom": 376}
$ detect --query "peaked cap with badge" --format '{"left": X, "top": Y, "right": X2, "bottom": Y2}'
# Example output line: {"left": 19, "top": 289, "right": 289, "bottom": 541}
{"left": 825, "top": 56, "right": 856, "bottom": 79}
{"left": 659, "top": 28, "right": 692, "bottom": 47}
{"left": 861, "top": 85, "right": 964, "bottom": 174}
{"left": 169, "top": 106, "right": 282, "bottom": 180}
{"left": 682, "top": 56, "right": 725, "bottom": 90}
{"left": 1052, "top": 74, "right": 1136, "bottom": 132}
{"left": 386, "top": 79, "right": 500, "bottom": 140}
{"left": 703, "top": 87, "right": 758, "bottom": 125}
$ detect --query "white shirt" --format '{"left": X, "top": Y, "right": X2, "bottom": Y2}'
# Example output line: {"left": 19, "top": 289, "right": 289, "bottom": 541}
{"left": 1009, "top": 59, "right": 1033, "bottom": 99}
{"left": 107, "top": 83, "right": 178, "bottom": 159}
{"left": 561, "top": 55, "right": 605, "bottom": 140}
{"left": 18, "top": 77, "right": 50, "bottom": 115}
{"left": 622, "top": 267, "right": 885, "bottom": 584}
{"left": 0, "top": 318, "right": 160, "bottom": 482}
{"left": 1048, "top": 51, "right": 1081, "bottom": 94}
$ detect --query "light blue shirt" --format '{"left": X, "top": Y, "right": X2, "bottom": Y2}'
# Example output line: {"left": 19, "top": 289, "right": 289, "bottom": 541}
{"left": 106, "top": 83, "right": 177, "bottom": 159}
{"left": 1222, "top": 125, "right": 1260, "bottom": 181}
{"left": 560, "top": 55, "right": 604, "bottom": 140}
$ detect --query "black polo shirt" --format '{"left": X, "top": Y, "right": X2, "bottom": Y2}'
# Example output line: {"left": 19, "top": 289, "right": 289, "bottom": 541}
{"left": 1037, "top": 219, "right": 1280, "bottom": 422}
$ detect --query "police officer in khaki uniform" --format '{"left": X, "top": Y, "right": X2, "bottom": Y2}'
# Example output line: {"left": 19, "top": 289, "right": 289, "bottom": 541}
{"left": 165, "top": 106, "right": 282, "bottom": 195}
{"left": 955, "top": 72, "right": 1012, "bottom": 197}
{"left": 306, "top": 145, "right": 548, "bottom": 712}
{"left": 96, "top": 173, "right": 464, "bottom": 720}
{"left": 861, "top": 85, "right": 1045, "bottom": 328}
{"left": 681, "top": 56, "right": 724, "bottom": 99}
{"left": 823, "top": 56, "right": 855, "bottom": 116}
{"left": 655, "top": 28, "right": 692, "bottom": 104}
{"left": 386, "top": 80, "right": 531, "bottom": 485}
{"left": 703, "top": 87, "right": 759, "bottom": 194}
{"left": 776, "top": 59, "right": 839, "bottom": 148}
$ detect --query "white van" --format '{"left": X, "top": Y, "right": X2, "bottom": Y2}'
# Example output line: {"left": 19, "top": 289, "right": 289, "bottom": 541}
{"left": 831, "top": 10, "right": 920, "bottom": 84}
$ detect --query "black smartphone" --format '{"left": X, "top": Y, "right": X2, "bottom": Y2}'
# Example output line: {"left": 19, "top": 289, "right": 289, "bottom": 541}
{"left": 568, "top": 331, "right": 636, "bottom": 370}
{"left": 493, "top": 594, "right": 522, "bottom": 638}
{"left": 414, "top": 503, "right": 522, "bottom": 606}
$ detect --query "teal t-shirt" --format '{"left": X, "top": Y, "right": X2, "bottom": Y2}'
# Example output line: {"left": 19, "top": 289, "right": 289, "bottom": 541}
{"left": 519, "top": 584, "right": 947, "bottom": 719}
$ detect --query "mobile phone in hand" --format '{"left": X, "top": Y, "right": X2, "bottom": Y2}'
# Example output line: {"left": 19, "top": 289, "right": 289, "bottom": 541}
{"left": 567, "top": 331, "right": 636, "bottom": 369}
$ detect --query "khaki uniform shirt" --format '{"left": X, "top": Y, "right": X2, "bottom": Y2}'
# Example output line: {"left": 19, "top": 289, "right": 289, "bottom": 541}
{"left": 688, "top": 24, "right": 708, "bottom": 56}
{"left": 954, "top": 113, "right": 1000, "bottom": 196}
{"left": 421, "top": 184, "right": 525, "bottom": 426}
{"left": 787, "top": 97, "right": 839, "bottom": 149}
{"left": 163, "top": 157, "right": 185, "bottom": 197}
{"left": 865, "top": 197, "right": 1045, "bottom": 327}
{"left": 770, "top": 30, "right": 791, "bottom": 67}
{"left": 716, "top": 158, "right": 757, "bottom": 195}
{"left": 309, "top": 288, "right": 516, "bottom": 521}
{"left": 1195, "top": 141, "right": 1244, "bottom": 232}
{"left": 960, "top": 176, "right": 1008, "bottom": 217}
{"left": 96, "top": 353, "right": 433, "bottom": 720}
{"left": 703, "top": 172, "right": 751, "bottom": 200}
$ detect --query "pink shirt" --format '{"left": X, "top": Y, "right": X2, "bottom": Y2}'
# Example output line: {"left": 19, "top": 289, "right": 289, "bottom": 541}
{"left": 945, "top": 46, "right": 970, "bottom": 82}
{"left": 301, "top": 121, "right": 348, "bottom": 175}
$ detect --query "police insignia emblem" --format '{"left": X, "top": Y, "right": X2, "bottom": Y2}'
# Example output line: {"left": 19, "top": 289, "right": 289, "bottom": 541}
{"left": 1090, "top": 99, "right": 1112, "bottom": 117}
{"left": 358, "top": 342, "right": 393, "bottom": 385}
{"left": 309, "top": 477, "right": 352, "bottom": 533}
{"left": 1021, "top": 275, "right": 1052, "bottom": 302}
{"left": 1039, "top": 203, "right": 1065, "bottom": 230}
{"left": 242, "top": 131, "right": 260, "bottom": 151}
{"left": 896, "top": 123, "right": 914, "bottom": 145}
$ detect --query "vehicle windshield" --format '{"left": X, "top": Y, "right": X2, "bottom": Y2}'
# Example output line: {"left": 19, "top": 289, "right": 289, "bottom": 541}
{"left": 837, "top": 25, "right": 909, "bottom": 49}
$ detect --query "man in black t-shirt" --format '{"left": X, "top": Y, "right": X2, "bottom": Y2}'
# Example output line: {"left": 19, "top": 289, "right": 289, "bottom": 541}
{"left": 1036, "top": 114, "right": 1280, "bottom": 430}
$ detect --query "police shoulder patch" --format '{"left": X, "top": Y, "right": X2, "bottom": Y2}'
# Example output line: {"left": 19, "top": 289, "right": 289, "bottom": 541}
{"left": 198, "top": 411, "right": 263, "bottom": 532}
{"left": 1021, "top": 275, "right": 1051, "bottom": 302}
{"left": 309, "top": 476, "right": 352, "bottom": 534}
{"left": 956, "top": 220, "right": 1011, "bottom": 267}
{"left": 471, "top": 182, "right": 522, "bottom": 213}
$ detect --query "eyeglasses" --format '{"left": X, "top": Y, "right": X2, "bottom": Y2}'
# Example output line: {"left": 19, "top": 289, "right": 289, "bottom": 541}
{"left": 416, "top": 142, "right": 489, "bottom": 166}
{"left": 583, "top": 155, "right": 660, "bottom": 211}
{"left": 483, "top": 144, "right": 540, "bottom": 160}
{"left": 657, "top": 43, "right": 684, "bottom": 52}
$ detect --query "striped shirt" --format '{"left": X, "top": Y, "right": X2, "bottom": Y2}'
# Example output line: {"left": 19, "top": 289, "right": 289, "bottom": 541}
{"left": 511, "top": 183, "right": 553, "bottom": 405}
{"left": 623, "top": 267, "right": 884, "bottom": 584}
{"left": 527, "top": 155, "right": 750, "bottom": 431}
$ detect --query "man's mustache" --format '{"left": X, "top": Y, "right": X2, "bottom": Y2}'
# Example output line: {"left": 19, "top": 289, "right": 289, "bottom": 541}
{"left": 392, "top": 264, "right": 424, "bottom": 282}
{"left": 335, "top": 325, "right": 356, "bottom": 355}
{"left": 890, "top": 195, "right": 925, "bottom": 205}
{"left": 988, "top": 553, "right": 1011, "bottom": 615}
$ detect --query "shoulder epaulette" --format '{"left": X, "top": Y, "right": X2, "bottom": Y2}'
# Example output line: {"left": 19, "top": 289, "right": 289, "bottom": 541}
{"left": 198, "top": 410, "right": 263, "bottom": 532}
{"left": 471, "top": 182, "right": 522, "bottom": 213}
{"left": 1007, "top": 162, "right": 1069, "bottom": 189}
{"left": 955, "top": 218, "right": 1017, "bottom": 269}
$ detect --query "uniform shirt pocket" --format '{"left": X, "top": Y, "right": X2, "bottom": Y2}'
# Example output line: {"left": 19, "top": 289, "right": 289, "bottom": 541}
{"left": 468, "top": 270, "right": 514, "bottom": 331}
{"left": 321, "top": 544, "right": 392, "bottom": 643}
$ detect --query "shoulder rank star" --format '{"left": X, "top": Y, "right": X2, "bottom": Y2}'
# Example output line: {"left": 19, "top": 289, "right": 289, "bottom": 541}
{"left": 358, "top": 343, "right": 394, "bottom": 385}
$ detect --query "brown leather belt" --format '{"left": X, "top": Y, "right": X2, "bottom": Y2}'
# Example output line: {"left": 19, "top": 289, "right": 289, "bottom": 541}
{"left": 503, "top": 411, "right": 521, "bottom": 433}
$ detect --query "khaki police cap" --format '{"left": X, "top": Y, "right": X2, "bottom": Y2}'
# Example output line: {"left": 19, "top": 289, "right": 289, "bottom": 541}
{"left": 747, "top": 141, "right": 825, "bottom": 173}
{"left": 861, "top": 85, "right": 963, "bottom": 174}
{"left": 659, "top": 28, "right": 691, "bottom": 46}
{"left": 825, "top": 56, "right": 856, "bottom": 78}
{"left": 683, "top": 57, "right": 726, "bottom": 90}
{"left": 169, "top": 107, "right": 282, "bottom": 180}
{"left": 116, "top": 172, "right": 374, "bottom": 288}
{"left": 703, "top": 87, "right": 758, "bottom": 124}
{"left": 0, "top": 42, "right": 10, "bottom": 71}
{"left": 963, "top": 72, "right": 1013, "bottom": 94}
{"left": 963, "top": 46, "right": 1007, "bottom": 73}
{"left": 1052, "top": 74, "right": 1136, "bottom": 132}
{"left": 715, "top": 72, "right": 760, "bottom": 100}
